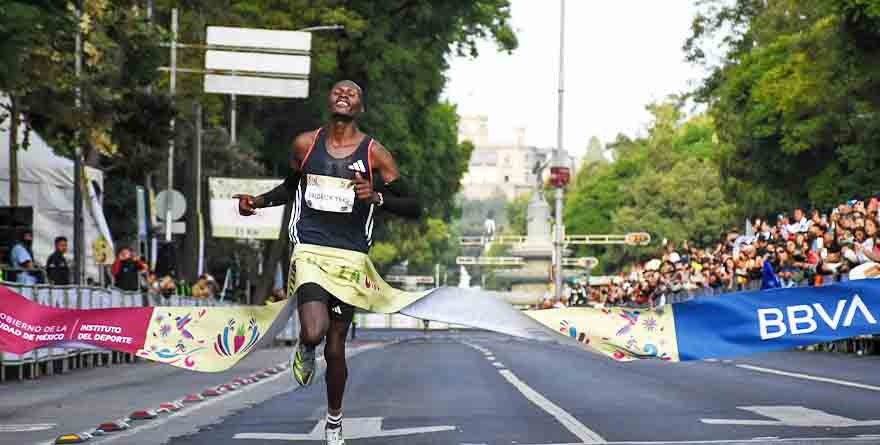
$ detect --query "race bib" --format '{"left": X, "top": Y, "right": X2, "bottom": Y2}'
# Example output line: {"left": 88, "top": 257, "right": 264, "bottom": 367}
{"left": 304, "top": 174, "right": 355, "bottom": 213}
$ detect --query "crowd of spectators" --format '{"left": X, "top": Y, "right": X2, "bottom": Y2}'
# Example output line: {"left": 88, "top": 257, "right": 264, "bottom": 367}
{"left": 3, "top": 239, "right": 220, "bottom": 299}
{"left": 569, "top": 194, "right": 880, "bottom": 308}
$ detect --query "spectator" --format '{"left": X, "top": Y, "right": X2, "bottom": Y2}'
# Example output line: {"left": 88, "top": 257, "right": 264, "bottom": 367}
{"left": 530, "top": 192, "right": 880, "bottom": 310}
{"left": 787, "top": 207, "right": 812, "bottom": 235}
{"left": 145, "top": 272, "right": 161, "bottom": 295}
{"left": 112, "top": 247, "right": 144, "bottom": 291}
{"left": 45, "top": 236, "right": 71, "bottom": 285}
{"left": 192, "top": 273, "right": 220, "bottom": 298}
{"left": 159, "top": 275, "right": 177, "bottom": 297}
{"left": 9, "top": 231, "right": 37, "bottom": 285}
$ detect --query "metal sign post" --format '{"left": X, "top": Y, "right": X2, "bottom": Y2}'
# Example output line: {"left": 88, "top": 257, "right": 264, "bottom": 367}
{"left": 166, "top": 7, "right": 178, "bottom": 243}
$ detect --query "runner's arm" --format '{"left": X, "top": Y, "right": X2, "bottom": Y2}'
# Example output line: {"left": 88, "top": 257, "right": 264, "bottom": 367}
{"left": 252, "top": 132, "right": 312, "bottom": 208}
{"left": 370, "top": 142, "right": 422, "bottom": 219}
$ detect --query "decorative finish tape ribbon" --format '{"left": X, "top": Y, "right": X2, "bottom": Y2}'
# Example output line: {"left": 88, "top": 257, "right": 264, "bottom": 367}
{"left": 1, "top": 244, "right": 879, "bottom": 371}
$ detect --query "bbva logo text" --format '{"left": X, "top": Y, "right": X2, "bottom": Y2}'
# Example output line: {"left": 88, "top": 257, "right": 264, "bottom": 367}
{"left": 757, "top": 294, "right": 877, "bottom": 340}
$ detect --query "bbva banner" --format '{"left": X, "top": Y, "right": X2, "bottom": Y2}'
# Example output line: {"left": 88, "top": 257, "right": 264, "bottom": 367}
{"left": 1, "top": 278, "right": 880, "bottom": 371}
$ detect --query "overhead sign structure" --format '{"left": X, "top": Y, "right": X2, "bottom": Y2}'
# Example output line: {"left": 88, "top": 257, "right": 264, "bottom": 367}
{"left": 460, "top": 233, "right": 651, "bottom": 247}
{"left": 562, "top": 257, "right": 599, "bottom": 269}
{"left": 456, "top": 257, "right": 525, "bottom": 266}
{"left": 204, "top": 26, "right": 311, "bottom": 98}
{"left": 208, "top": 177, "right": 285, "bottom": 240}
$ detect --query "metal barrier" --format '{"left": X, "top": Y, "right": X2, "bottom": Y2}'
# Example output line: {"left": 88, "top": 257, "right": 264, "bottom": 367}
{"left": 0, "top": 282, "right": 446, "bottom": 381}
{"left": 0, "top": 282, "right": 229, "bottom": 382}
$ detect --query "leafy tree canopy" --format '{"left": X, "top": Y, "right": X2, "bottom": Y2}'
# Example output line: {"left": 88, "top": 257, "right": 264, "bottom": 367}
{"left": 686, "top": 0, "right": 880, "bottom": 213}
{"left": 564, "top": 100, "right": 737, "bottom": 272}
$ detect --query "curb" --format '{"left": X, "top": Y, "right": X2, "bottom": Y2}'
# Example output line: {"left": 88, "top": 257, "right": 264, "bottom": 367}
{"left": 53, "top": 363, "right": 289, "bottom": 444}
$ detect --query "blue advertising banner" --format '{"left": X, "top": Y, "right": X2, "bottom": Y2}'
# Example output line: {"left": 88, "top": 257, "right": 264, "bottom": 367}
{"left": 674, "top": 280, "right": 880, "bottom": 360}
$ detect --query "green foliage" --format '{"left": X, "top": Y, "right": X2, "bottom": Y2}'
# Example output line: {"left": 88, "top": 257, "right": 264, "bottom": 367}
{"left": 687, "top": 0, "right": 880, "bottom": 213}
{"left": 455, "top": 193, "right": 509, "bottom": 236}
{"left": 564, "top": 101, "right": 737, "bottom": 272}
{"left": 3, "top": 0, "right": 517, "bottom": 273}
{"left": 505, "top": 191, "right": 531, "bottom": 236}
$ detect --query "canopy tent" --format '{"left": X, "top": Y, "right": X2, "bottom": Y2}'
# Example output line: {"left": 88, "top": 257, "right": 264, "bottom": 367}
{"left": 0, "top": 94, "right": 113, "bottom": 282}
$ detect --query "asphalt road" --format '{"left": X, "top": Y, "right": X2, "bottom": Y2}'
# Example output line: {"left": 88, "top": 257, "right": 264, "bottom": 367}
{"left": 3, "top": 330, "right": 880, "bottom": 445}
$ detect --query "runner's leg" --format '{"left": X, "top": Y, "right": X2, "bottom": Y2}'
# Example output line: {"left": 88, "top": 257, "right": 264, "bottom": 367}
{"left": 292, "top": 284, "right": 331, "bottom": 386}
{"left": 324, "top": 315, "right": 351, "bottom": 414}
{"left": 297, "top": 283, "right": 331, "bottom": 346}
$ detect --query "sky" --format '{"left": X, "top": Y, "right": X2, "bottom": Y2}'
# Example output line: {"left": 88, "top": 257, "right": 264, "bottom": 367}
{"left": 442, "top": 0, "right": 707, "bottom": 156}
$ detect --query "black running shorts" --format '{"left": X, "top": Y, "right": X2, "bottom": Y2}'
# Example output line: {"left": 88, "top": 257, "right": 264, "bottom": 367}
{"left": 295, "top": 282, "right": 355, "bottom": 322}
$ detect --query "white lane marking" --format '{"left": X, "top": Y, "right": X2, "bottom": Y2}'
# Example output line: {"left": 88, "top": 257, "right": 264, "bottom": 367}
{"left": 703, "top": 359, "right": 718, "bottom": 363}
{"left": 752, "top": 438, "right": 779, "bottom": 440}
{"left": 235, "top": 417, "right": 455, "bottom": 440}
{"left": 701, "top": 406, "right": 880, "bottom": 427}
{"left": 498, "top": 369, "right": 605, "bottom": 444}
{"left": 486, "top": 356, "right": 496, "bottom": 361}
{"left": 492, "top": 362, "right": 505, "bottom": 368}
{"left": 737, "top": 364, "right": 880, "bottom": 392}
{"left": 0, "top": 424, "right": 55, "bottom": 433}
{"left": 518, "top": 438, "right": 880, "bottom": 444}
{"left": 46, "top": 343, "right": 385, "bottom": 445}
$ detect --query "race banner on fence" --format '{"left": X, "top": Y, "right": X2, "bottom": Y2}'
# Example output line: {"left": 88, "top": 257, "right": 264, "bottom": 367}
{"left": 2, "top": 261, "right": 880, "bottom": 371}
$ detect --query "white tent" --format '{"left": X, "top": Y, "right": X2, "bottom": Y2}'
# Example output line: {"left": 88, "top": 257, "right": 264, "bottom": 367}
{"left": 0, "top": 94, "right": 113, "bottom": 281}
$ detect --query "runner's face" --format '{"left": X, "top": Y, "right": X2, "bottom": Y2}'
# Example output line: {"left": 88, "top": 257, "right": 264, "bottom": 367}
{"left": 329, "top": 83, "right": 362, "bottom": 117}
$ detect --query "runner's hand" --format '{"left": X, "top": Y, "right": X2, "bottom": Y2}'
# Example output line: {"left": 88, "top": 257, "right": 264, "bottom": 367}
{"left": 233, "top": 194, "right": 257, "bottom": 216}
{"left": 353, "top": 173, "right": 375, "bottom": 202}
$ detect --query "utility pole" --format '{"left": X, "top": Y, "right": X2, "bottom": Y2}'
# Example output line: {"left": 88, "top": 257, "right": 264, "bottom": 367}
{"left": 183, "top": 103, "right": 202, "bottom": 280}
{"left": 8, "top": 96, "right": 18, "bottom": 207}
{"left": 166, "top": 7, "right": 178, "bottom": 242}
{"left": 73, "top": 1, "right": 85, "bottom": 285}
{"left": 553, "top": 0, "right": 566, "bottom": 301}
{"left": 230, "top": 94, "right": 237, "bottom": 145}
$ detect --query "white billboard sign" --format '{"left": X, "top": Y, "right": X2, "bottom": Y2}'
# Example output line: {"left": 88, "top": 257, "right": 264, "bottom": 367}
{"left": 205, "top": 51, "right": 310, "bottom": 75}
{"left": 208, "top": 177, "right": 286, "bottom": 240}
{"left": 205, "top": 75, "right": 308, "bottom": 98}
{"left": 204, "top": 26, "right": 312, "bottom": 99}
{"left": 206, "top": 26, "right": 311, "bottom": 51}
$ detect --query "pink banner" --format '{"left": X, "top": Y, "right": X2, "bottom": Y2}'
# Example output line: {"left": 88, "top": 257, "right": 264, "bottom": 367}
{"left": 0, "top": 286, "right": 153, "bottom": 355}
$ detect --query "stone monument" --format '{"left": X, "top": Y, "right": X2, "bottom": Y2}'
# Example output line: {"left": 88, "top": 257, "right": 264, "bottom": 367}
{"left": 495, "top": 166, "right": 573, "bottom": 300}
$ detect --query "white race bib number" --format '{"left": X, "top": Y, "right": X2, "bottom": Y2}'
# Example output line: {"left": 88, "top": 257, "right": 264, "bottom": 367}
{"left": 304, "top": 174, "right": 355, "bottom": 213}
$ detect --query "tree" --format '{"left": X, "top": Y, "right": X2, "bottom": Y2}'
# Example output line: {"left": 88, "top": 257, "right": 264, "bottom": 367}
{"left": 584, "top": 135, "right": 604, "bottom": 164}
{"left": 686, "top": 0, "right": 880, "bottom": 213}
{"left": 564, "top": 101, "right": 737, "bottom": 272}
{"left": 5, "top": 1, "right": 516, "bottom": 291}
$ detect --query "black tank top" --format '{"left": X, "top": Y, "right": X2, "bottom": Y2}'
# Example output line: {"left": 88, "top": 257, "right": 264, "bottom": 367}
{"left": 290, "top": 128, "right": 376, "bottom": 253}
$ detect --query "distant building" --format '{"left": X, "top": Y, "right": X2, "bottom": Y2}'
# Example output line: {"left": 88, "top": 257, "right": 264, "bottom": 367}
{"left": 458, "top": 115, "right": 578, "bottom": 201}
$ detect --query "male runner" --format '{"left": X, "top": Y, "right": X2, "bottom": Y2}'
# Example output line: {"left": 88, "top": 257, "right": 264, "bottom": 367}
{"left": 234, "top": 80, "right": 421, "bottom": 444}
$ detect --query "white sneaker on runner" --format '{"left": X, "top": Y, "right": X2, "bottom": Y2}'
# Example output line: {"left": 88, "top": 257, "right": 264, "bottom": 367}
{"left": 325, "top": 426, "right": 345, "bottom": 445}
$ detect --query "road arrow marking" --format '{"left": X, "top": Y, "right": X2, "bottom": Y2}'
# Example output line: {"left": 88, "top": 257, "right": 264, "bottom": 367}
{"left": 234, "top": 417, "right": 455, "bottom": 440}
{"left": 702, "top": 406, "right": 880, "bottom": 427}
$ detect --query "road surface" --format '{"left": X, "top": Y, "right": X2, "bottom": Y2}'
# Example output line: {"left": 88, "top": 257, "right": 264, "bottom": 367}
{"left": 2, "top": 330, "right": 879, "bottom": 445}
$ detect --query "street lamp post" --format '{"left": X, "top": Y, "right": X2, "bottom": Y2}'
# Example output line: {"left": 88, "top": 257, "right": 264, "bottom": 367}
{"left": 73, "top": 1, "right": 85, "bottom": 285}
{"left": 553, "top": 0, "right": 566, "bottom": 301}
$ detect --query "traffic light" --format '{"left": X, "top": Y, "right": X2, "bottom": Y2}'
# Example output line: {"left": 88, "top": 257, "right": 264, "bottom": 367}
{"left": 624, "top": 232, "right": 652, "bottom": 246}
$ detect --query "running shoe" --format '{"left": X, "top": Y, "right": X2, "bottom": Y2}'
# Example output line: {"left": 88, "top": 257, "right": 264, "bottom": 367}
{"left": 325, "top": 425, "right": 345, "bottom": 445}
{"left": 290, "top": 341, "right": 316, "bottom": 386}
